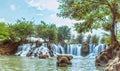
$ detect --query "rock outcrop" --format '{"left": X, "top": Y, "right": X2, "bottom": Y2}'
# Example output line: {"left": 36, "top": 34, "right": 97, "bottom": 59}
{"left": 95, "top": 45, "right": 120, "bottom": 70}
{"left": 57, "top": 55, "right": 73, "bottom": 67}
{"left": 95, "top": 45, "right": 113, "bottom": 66}
{"left": 105, "top": 57, "right": 120, "bottom": 71}
{"left": 0, "top": 41, "right": 21, "bottom": 55}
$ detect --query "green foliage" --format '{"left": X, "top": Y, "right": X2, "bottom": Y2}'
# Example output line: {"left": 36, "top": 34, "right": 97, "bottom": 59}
{"left": 57, "top": 0, "right": 120, "bottom": 45}
{"left": 76, "top": 34, "right": 83, "bottom": 44}
{"left": 8, "top": 19, "right": 34, "bottom": 41}
{"left": 57, "top": 0, "right": 113, "bottom": 33}
{"left": 48, "top": 24, "right": 58, "bottom": 42}
{"left": 100, "top": 37, "right": 106, "bottom": 44}
{"left": 57, "top": 26, "right": 71, "bottom": 41}
{"left": 0, "top": 22, "right": 9, "bottom": 39}
{"left": 35, "top": 22, "right": 49, "bottom": 40}
{"left": 35, "top": 21, "right": 58, "bottom": 42}
{"left": 91, "top": 35, "right": 99, "bottom": 44}
{"left": 86, "top": 35, "right": 91, "bottom": 44}
{"left": 102, "top": 33, "right": 111, "bottom": 45}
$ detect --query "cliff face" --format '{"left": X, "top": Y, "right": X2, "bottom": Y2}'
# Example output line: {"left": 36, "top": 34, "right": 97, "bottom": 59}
{"left": 0, "top": 41, "right": 21, "bottom": 55}
{"left": 95, "top": 45, "right": 120, "bottom": 71}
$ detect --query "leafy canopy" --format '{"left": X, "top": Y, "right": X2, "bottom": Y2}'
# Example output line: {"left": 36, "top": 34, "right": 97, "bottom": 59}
{"left": 35, "top": 21, "right": 58, "bottom": 42}
{"left": 8, "top": 19, "right": 34, "bottom": 41}
{"left": 57, "top": 26, "right": 71, "bottom": 41}
{"left": 57, "top": 0, "right": 120, "bottom": 33}
{"left": 0, "top": 22, "right": 9, "bottom": 39}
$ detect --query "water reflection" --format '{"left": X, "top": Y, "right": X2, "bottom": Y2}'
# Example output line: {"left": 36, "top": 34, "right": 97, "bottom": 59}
{"left": 0, "top": 56, "right": 102, "bottom": 71}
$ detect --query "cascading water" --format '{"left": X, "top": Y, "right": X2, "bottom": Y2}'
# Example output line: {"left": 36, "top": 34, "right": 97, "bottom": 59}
{"left": 51, "top": 43, "right": 107, "bottom": 56}
{"left": 67, "top": 44, "right": 82, "bottom": 56}
{"left": 89, "top": 44, "right": 96, "bottom": 53}
{"left": 15, "top": 43, "right": 50, "bottom": 57}
{"left": 15, "top": 42, "right": 107, "bottom": 57}
{"left": 94, "top": 44, "right": 107, "bottom": 56}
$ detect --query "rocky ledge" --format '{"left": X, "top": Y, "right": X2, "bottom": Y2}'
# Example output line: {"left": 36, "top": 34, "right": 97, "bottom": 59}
{"left": 105, "top": 57, "right": 120, "bottom": 71}
{"left": 0, "top": 40, "right": 25, "bottom": 56}
{"left": 95, "top": 45, "right": 120, "bottom": 71}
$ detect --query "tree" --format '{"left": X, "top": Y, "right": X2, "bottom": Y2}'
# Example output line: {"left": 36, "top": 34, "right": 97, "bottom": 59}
{"left": 0, "top": 22, "right": 9, "bottom": 39}
{"left": 86, "top": 34, "right": 91, "bottom": 44}
{"left": 57, "top": 26, "right": 71, "bottom": 41}
{"left": 35, "top": 21, "right": 49, "bottom": 41}
{"left": 8, "top": 19, "right": 34, "bottom": 41}
{"left": 48, "top": 24, "right": 58, "bottom": 43}
{"left": 101, "top": 33, "right": 111, "bottom": 45}
{"left": 76, "top": 34, "right": 83, "bottom": 44}
{"left": 35, "top": 21, "right": 58, "bottom": 42}
{"left": 91, "top": 35, "right": 99, "bottom": 45}
{"left": 57, "top": 0, "right": 120, "bottom": 46}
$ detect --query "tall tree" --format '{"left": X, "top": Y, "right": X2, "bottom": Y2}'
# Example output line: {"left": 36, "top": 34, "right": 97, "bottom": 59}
{"left": 35, "top": 21, "right": 49, "bottom": 41}
{"left": 48, "top": 24, "right": 58, "bottom": 43}
{"left": 8, "top": 19, "right": 34, "bottom": 41}
{"left": 57, "top": 0, "right": 120, "bottom": 46}
{"left": 35, "top": 21, "right": 58, "bottom": 42}
{"left": 57, "top": 26, "right": 71, "bottom": 41}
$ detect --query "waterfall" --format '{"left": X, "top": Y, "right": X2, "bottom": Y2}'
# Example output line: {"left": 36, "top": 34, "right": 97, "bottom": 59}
{"left": 89, "top": 44, "right": 96, "bottom": 53}
{"left": 58, "top": 45, "right": 65, "bottom": 54}
{"left": 15, "top": 43, "right": 50, "bottom": 57}
{"left": 77, "top": 44, "right": 82, "bottom": 56}
{"left": 15, "top": 43, "right": 107, "bottom": 57}
{"left": 94, "top": 44, "right": 106, "bottom": 56}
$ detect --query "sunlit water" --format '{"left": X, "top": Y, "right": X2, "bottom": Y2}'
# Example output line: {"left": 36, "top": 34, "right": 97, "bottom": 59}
{"left": 0, "top": 56, "right": 103, "bottom": 71}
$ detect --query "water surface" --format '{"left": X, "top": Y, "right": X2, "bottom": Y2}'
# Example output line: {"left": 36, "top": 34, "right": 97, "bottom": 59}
{"left": 0, "top": 56, "right": 103, "bottom": 71}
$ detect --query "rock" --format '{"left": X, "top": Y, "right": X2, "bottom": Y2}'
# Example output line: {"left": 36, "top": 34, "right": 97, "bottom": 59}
{"left": 95, "top": 46, "right": 113, "bottom": 66}
{"left": 81, "top": 42, "right": 89, "bottom": 56}
{"left": 0, "top": 41, "right": 21, "bottom": 55}
{"left": 39, "top": 52, "right": 49, "bottom": 59}
{"left": 35, "top": 40, "right": 42, "bottom": 47}
{"left": 96, "top": 44, "right": 120, "bottom": 71}
{"left": 105, "top": 57, "right": 120, "bottom": 71}
{"left": 57, "top": 55, "right": 73, "bottom": 67}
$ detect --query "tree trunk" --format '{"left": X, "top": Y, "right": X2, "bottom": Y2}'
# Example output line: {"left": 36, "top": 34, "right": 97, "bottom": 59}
{"left": 110, "top": 4, "right": 120, "bottom": 47}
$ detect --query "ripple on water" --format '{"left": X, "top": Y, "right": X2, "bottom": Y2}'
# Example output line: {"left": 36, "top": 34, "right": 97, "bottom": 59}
{"left": 0, "top": 56, "right": 103, "bottom": 71}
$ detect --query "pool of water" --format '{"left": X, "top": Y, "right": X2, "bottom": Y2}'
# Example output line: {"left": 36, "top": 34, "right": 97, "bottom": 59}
{"left": 0, "top": 56, "right": 103, "bottom": 71}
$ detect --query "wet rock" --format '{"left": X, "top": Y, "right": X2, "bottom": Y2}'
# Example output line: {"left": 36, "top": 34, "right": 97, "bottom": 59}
{"left": 105, "top": 57, "right": 120, "bottom": 71}
{"left": 95, "top": 44, "right": 120, "bottom": 71}
{"left": 0, "top": 41, "right": 21, "bottom": 55}
{"left": 95, "top": 46, "right": 113, "bottom": 66}
{"left": 81, "top": 42, "right": 89, "bottom": 56}
{"left": 57, "top": 55, "right": 73, "bottom": 67}
{"left": 35, "top": 40, "right": 42, "bottom": 47}
{"left": 39, "top": 52, "right": 49, "bottom": 59}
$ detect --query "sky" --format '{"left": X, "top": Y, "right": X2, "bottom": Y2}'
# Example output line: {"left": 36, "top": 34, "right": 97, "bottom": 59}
{"left": 0, "top": 0, "right": 106, "bottom": 38}
{"left": 0, "top": 0, "right": 83, "bottom": 38}
{"left": 0, "top": 0, "right": 80, "bottom": 27}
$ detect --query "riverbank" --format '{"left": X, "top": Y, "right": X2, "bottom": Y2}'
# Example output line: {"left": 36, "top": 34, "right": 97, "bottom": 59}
{"left": 0, "top": 40, "right": 25, "bottom": 56}
{"left": 96, "top": 45, "right": 120, "bottom": 71}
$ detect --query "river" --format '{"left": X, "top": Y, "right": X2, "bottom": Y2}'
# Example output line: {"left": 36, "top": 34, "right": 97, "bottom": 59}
{"left": 0, "top": 55, "right": 103, "bottom": 71}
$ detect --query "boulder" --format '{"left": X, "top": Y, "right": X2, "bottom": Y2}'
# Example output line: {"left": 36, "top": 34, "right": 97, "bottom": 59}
{"left": 39, "top": 52, "right": 49, "bottom": 59}
{"left": 57, "top": 55, "right": 73, "bottom": 67}
{"left": 105, "top": 57, "right": 120, "bottom": 71}
{"left": 96, "top": 44, "right": 120, "bottom": 71}
{"left": 95, "top": 46, "right": 113, "bottom": 66}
